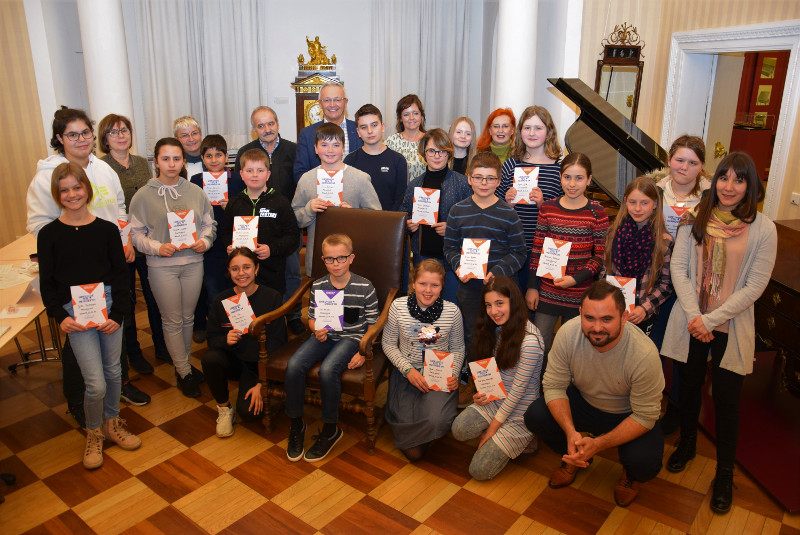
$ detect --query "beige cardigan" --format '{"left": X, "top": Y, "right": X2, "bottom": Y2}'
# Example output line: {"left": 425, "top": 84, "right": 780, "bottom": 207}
{"left": 661, "top": 212, "right": 777, "bottom": 375}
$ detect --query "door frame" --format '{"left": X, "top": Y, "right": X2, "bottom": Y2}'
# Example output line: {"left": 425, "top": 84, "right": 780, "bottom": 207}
{"left": 661, "top": 19, "right": 800, "bottom": 219}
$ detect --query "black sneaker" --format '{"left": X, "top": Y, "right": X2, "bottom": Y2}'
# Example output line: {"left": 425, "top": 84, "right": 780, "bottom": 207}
{"left": 190, "top": 364, "right": 205, "bottom": 383}
{"left": 121, "top": 381, "right": 151, "bottom": 406}
{"left": 176, "top": 370, "right": 201, "bottom": 398}
{"left": 67, "top": 402, "right": 86, "bottom": 428}
{"left": 287, "top": 422, "right": 306, "bottom": 462}
{"left": 303, "top": 426, "right": 343, "bottom": 462}
{"left": 128, "top": 352, "right": 154, "bottom": 375}
{"left": 288, "top": 318, "right": 307, "bottom": 335}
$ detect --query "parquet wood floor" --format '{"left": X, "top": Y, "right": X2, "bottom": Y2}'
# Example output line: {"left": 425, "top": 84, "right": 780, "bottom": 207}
{"left": 1, "top": 296, "right": 798, "bottom": 534}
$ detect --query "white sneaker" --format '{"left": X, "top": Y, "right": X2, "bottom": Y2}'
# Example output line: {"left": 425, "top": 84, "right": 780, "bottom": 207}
{"left": 216, "top": 404, "right": 235, "bottom": 437}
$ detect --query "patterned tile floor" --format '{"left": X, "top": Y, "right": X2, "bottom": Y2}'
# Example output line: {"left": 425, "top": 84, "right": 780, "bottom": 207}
{"left": 1, "top": 308, "right": 798, "bottom": 534}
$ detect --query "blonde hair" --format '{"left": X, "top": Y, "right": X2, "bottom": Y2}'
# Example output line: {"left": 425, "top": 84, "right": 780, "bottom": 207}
{"left": 321, "top": 233, "right": 353, "bottom": 254}
{"left": 510, "top": 106, "right": 562, "bottom": 161}
{"left": 604, "top": 177, "right": 668, "bottom": 294}
{"left": 448, "top": 117, "right": 476, "bottom": 170}
{"left": 51, "top": 162, "right": 94, "bottom": 208}
{"left": 172, "top": 116, "right": 201, "bottom": 136}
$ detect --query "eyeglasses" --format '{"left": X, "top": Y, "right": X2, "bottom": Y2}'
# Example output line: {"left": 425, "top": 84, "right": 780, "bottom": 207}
{"left": 491, "top": 124, "right": 512, "bottom": 131}
{"left": 471, "top": 175, "right": 499, "bottom": 184}
{"left": 178, "top": 130, "right": 201, "bottom": 140}
{"left": 62, "top": 129, "right": 94, "bottom": 142}
{"left": 321, "top": 97, "right": 346, "bottom": 104}
{"left": 321, "top": 255, "right": 352, "bottom": 265}
{"left": 425, "top": 148, "right": 448, "bottom": 157}
{"left": 229, "top": 264, "right": 255, "bottom": 274}
{"left": 108, "top": 128, "right": 130, "bottom": 137}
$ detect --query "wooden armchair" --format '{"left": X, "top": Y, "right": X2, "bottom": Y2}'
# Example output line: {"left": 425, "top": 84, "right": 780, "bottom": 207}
{"left": 249, "top": 207, "right": 406, "bottom": 453}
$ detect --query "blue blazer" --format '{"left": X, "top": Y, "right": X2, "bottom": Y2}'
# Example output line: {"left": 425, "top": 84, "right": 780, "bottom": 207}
{"left": 292, "top": 119, "right": 363, "bottom": 182}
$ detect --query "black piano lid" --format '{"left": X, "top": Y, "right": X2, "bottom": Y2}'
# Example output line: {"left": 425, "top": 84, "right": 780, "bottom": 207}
{"left": 548, "top": 78, "right": 669, "bottom": 202}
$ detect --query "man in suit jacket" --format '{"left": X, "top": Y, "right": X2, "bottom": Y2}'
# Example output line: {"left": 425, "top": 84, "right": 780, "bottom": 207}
{"left": 293, "top": 82, "right": 362, "bottom": 182}
{"left": 235, "top": 106, "right": 297, "bottom": 202}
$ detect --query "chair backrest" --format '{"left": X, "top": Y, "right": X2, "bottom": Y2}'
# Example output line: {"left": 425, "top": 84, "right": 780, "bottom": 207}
{"left": 312, "top": 207, "right": 406, "bottom": 308}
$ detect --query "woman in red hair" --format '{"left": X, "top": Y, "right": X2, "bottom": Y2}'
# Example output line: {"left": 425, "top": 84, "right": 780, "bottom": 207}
{"left": 476, "top": 108, "right": 516, "bottom": 165}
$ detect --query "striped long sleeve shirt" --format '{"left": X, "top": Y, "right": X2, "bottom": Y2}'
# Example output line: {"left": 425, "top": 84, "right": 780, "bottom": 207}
{"left": 308, "top": 273, "right": 378, "bottom": 342}
{"left": 443, "top": 197, "right": 527, "bottom": 278}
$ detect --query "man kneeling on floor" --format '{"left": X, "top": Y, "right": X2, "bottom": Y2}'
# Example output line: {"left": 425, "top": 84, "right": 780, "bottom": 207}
{"left": 524, "top": 280, "right": 664, "bottom": 507}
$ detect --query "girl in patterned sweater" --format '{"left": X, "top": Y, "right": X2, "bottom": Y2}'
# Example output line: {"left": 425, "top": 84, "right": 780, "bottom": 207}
{"left": 526, "top": 153, "right": 609, "bottom": 353}
{"left": 451, "top": 276, "right": 544, "bottom": 481}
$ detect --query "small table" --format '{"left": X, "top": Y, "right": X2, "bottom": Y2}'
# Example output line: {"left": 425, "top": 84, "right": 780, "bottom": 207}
{"left": 0, "top": 234, "right": 62, "bottom": 371}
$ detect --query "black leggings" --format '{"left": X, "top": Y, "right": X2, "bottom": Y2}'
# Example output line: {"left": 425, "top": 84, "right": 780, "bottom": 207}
{"left": 678, "top": 331, "right": 744, "bottom": 468}
{"left": 201, "top": 348, "right": 261, "bottom": 422}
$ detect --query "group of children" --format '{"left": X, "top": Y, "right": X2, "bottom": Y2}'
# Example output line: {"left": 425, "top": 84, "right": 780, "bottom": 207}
{"left": 31, "top": 100, "right": 777, "bottom": 516}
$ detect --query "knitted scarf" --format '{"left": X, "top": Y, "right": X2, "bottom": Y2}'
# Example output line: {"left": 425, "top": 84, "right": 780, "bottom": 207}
{"left": 699, "top": 208, "right": 747, "bottom": 310}
{"left": 407, "top": 293, "right": 444, "bottom": 324}
{"left": 611, "top": 215, "right": 654, "bottom": 280}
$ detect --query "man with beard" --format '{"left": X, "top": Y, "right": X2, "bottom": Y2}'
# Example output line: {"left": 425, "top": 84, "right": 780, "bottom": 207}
{"left": 524, "top": 280, "right": 664, "bottom": 507}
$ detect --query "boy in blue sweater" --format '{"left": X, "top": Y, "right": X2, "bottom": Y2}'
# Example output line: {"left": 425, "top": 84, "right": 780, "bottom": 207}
{"left": 443, "top": 152, "right": 527, "bottom": 355}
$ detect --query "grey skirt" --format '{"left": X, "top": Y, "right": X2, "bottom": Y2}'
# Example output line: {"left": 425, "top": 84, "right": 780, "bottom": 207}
{"left": 385, "top": 367, "right": 458, "bottom": 450}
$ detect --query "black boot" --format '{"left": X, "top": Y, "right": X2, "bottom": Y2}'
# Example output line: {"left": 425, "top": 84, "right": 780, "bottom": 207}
{"left": 666, "top": 433, "right": 696, "bottom": 473}
{"left": 710, "top": 466, "right": 734, "bottom": 514}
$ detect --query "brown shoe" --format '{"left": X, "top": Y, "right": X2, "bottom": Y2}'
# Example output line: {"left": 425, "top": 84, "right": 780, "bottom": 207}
{"left": 83, "top": 427, "right": 105, "bottom": 470}
{"left": 103, "top": 417, "right": 142, "bottom": 451}
{"left": 614, "top": 469, "right": 640, "bottom": 507}
{"left": 549, "top": 461, "right": 581, "bottom": 488}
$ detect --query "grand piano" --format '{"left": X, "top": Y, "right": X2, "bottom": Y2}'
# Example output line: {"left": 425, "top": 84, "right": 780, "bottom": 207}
{"left": 550, "top": 77, "right": 800, "bottom": 512}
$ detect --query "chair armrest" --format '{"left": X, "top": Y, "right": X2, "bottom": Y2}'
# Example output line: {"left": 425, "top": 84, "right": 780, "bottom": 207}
{"left": 359, "top": 288, "right": 398, "bottom": 357}
{"left": 249, "top": 278, "right": 314, "bottom": 338}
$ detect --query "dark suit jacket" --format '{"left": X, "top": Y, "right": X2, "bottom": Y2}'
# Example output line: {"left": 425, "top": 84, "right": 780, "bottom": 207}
{"left": 292, "top": 119, "right": 362, "bottom": 182}
{"left": 234, "top": 136, "right": 297, "bottom": 202}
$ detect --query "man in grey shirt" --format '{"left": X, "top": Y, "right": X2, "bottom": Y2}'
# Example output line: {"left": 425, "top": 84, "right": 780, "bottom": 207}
{"left": 524, "top": 280, "right": 664, "bottom": 508}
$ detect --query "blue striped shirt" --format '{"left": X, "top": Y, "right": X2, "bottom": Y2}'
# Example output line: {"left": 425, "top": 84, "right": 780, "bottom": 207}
{"left": 443, "top": 197, "right": 527, "bottom": 277}
{"left": 496, "top": 159, "right": 563, "bottom": 248}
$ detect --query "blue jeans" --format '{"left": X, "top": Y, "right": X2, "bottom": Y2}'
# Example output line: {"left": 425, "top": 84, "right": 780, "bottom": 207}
{"left": 284, "top": 336, "right": 359, "bottom": 423}
{"left": 63, "top": 286, "right": 122, "bottom": 429}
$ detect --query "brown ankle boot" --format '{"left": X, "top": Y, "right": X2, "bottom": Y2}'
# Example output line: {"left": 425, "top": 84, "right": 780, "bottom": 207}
{"left": 103, "top": 417, "right": 141, "bottom": 451}
{"left": 83, "top": 428, "right": 105, "bottom": 470}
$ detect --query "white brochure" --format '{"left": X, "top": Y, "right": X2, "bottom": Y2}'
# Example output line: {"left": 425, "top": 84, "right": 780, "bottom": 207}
{"left": 203, "top": 171, "right": 228, "bottom": 205}
{"left": 167, "top": 209, "right": 197, "bottom": 249}
{"left": 457, "top": 238, "right": 491, "bottom": 280}
{"left": 314, "top": 289, "right": 344, "bottom": 331}
{"left": 469, "top": 357, "right": 507, "bottom": 401}
{"left": 606, "top": 275, "right": 637, "bottom": 313}
{"left": 536, "top": 237, "right": 571, "bottom": 279}
{"left": 222, "top": 291, "right": 256, "bottom": 333}
{"left": 512, "top": 166, "right": 539, "bottom": 204}
{"left": 70, "top": 283, "right": 107, "bottom": 328}
{"left": 423, "top": 350, "right": 454, "bottom": 391}
{"left": 316, "top": 168, "right": 344, "bottom": 206}
{"left": 411, "top": 187, "right": 440, "bottom": 225}
{"left": 232, "top": 216, "right": 259, "bottom": 250}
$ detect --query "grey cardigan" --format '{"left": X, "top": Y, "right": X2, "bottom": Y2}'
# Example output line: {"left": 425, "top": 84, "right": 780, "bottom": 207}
{"left": 661, "top": 212, "right": 777, "bottom": 375}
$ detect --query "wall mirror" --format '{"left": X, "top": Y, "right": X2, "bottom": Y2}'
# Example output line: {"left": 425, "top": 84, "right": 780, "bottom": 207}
{"left": 595, "top": 23, "right": 645, "bottom": 122}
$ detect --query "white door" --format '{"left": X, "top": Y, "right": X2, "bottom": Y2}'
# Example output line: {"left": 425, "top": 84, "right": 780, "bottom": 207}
{"left": 704, "top": 54, "right": 745, "bottom": 172}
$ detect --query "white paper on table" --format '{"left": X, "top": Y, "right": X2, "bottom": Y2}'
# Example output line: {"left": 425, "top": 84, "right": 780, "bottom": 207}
{"left": 0, "top": 306, "right": 34, "bottom": 319}
{"left": 512, "top": 166, "right": 539, "bottom": 204}
{"left": 423, "top": 349, "right": 454, "bottom": 391}
{"left": 167, "top": 209, "right": 197, "bottom": 249}
{"left": 314, "top": 289, "right": 344, "bottom": 331}
{"left": 316, "top": 168, "right": 344, "bottom": 205}
{"left": 70, "top": 283, "right": 108, "bottom": 328}
{"left": 232, "top": 216, "right": 259, "bottom": 250}
{"left": 411, "top": 187, "right": 440, "bottom": 225}
{"left": 536, "top": 237, "right": 571, "bottom": 279}
{"left": 221, "top": 291, "right": 256, "bottom": 333}
{"left": 118, "top": 219, "right": 131, "bottom": 255}
{"left": 606, "top": 275, "right": 636, "bottom": 312}
{"left": 0, "top": 270, "right": 33, "bottom": 290}
{"left": 203, "top": 171, "right": 228, "bottom": 205}
{"left": 469, "top": 357, "right": 507, "bottom": 401}
{"left": 457, "top": 238, "right": 491, "bottom": 280}
{"left": 663, "top": 204, "right": 689, "bottom": 239}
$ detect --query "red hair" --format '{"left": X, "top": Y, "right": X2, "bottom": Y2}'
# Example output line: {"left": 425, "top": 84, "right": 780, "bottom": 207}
{"left": 476, "top": 108, "right": 516, "bottom": 153}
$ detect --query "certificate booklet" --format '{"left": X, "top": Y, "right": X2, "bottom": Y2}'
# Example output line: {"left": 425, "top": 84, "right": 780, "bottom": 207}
{"left": 606, "top": 275, "right": 636, "bottom": 312}
{"left": 232, "top": 216, "right": 258, "bottom": 250}
{"left": 314, "top": 289, "right": 344, "bottom": 331}
{"left": 117, "top": 219, "right": 131, "bottom": 255}
{"left": 536, "top": 237, "right": 571, "bottom": 279}
{"left": 663, "top": 204, "right": 689, "bottom": 238}
{"left": 457, "top": 238, "right": 491, "bottom": 280}
{"left": 70, "top": 283, "right": 108, "bottom": 328}
{"left": 221, "top": 291, "right": 256, "bottom": 333}
{"left": 316, "top": 168, "right": 344, "bottom": 206}
{"left": 167, "top": 209, "right": 197, "bottom": 249}
{"left": 411, "top": 187, "right": 440, "bottom": 225}
{"left": 511, "top": 166, "right": 539, "bottom": 204}
{"left": 469, "top": 357, "right": 507, "bottom": 401}
{"left": 203, "top": 171, "right": 228, "bottom": 205}
{"left": 423, "top": 350, "right": 454, "bottom": 391}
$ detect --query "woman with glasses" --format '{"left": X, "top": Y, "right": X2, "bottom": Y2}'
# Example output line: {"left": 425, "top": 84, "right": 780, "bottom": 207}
{"left": 476, "top": 108, "right": 517, "bottom": 165}
{"left": 401, "top": 129, "right": 471, "bottom": 304}
{"left": 386, "top": 94, "right": 427, "bottom": 182}
{"left": 97, "top": 114, "right": 170, "bottom": 377}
